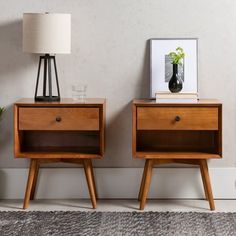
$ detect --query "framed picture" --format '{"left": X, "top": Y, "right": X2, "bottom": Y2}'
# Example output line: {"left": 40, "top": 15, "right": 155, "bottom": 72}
{"left": 150, "top": 38, "right": 198, "bottom": 98}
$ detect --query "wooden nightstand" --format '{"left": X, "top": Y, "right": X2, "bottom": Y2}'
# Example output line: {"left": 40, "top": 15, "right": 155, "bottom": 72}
{"left": 14, "top": 98, "right": 105, "bottom": 209}
{"left": 132, "top": 99, "right": 222, "bottom": 210}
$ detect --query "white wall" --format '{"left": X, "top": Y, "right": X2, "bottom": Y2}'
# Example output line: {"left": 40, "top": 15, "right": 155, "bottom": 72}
{"left": 0, "top": 0, "right": 235, "bottom": 170}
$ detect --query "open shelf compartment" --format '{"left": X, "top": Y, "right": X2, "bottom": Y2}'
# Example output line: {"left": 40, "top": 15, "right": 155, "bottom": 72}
{"left": 19, "top": 130, "right": 101, "bottom": 157}
{"left": 136, "top": 130, "right": 221, "bottom": 158}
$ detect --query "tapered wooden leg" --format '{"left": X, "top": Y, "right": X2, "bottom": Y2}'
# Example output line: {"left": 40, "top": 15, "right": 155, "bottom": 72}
{"left": 140, "top": 159, "right": 153, "bottom": 210}
{"left": 23, "top": 159, "right": 37, "bottom": 209}
{"left": 138, "top": 160, "right": 148, "bottom": 201}
{"left": 199, "top": 162, "right": 209, "bottom": 201}
{"left": 89, "top": 160, "right": 98, "bottom": 199}
{"left": 83, "top": 159, "right": 97, "bottom": 209}
{"left": 200, "top": 159, "right": 215, "bottom": 210}
{"left": 30, "top": 161, "right": 40, "bottom": 200}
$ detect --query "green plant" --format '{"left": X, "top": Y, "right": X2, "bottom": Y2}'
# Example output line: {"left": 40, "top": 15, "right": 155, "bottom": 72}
{"left": 168, "top": 47, "right": 185, "bottom": 65}
{"left": 0, "top": 107, "right": 5, "bottom": 118}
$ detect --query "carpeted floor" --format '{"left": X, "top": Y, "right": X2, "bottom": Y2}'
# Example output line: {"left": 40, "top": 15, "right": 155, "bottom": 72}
{"left": 0, "top": 211, "right": 235, "bottom": 236}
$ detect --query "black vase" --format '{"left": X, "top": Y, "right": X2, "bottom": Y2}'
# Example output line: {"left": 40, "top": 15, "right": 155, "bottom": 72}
{"left": 168, "top": 64, "right": 183, "bottom": 93}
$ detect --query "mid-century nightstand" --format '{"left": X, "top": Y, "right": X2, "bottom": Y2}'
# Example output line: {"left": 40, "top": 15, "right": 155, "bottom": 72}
{"left": 132, "top": 99, "right": 222, "bottom": 210}
{"left": 14, "top": 98, "right": 105, "bottom": 209}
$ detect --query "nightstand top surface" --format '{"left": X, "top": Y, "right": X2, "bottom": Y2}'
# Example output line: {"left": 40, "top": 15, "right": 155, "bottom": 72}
{"left": 133, "top": 99, "right": 221, "bottom": 105}
{"left": 15, "top": 98, "right": 106, "bottom": 105}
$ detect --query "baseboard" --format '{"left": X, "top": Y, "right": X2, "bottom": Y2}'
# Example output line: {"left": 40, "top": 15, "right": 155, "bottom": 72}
{"left": 0, "top": 168, "right": 235, "bottom": 199}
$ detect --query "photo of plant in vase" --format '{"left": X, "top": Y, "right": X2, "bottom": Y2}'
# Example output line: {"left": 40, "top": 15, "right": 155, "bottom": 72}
{"left": 165, "top": 47, "right": 185, "bottom": 93}
{"left": 150, "top": 38, "right": 198, "bottom": 98}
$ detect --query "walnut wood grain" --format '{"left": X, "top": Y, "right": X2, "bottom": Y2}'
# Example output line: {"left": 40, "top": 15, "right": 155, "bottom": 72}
{"left": 18, "top": 152, "right": 102, "bottom": 159}
{"left": 19, "top": 107, "right": 99, "bottom": 131}
{"left": 30, "top": 160, "right": 39, "bottom": 200}
{"left": 138, "top": 159, "right": 215, "bottom": 210}
{"left": 23, "top": 159, "right": 37, "bottom": 209}
{"left": 137, "top": 107, "right": 218, "bottom": 130}
{"left": 15, "top": 98, "right": 106, "bottom": 106}
{"left": 133, "top": 100, "right": 222, "bottom": 160}
{"left": 14, "top": 105, "right": 21, "bottom": 158}
{"left": 138, "top": 160, "right": 148, "bottom": 201}
{"left": 90, "top": 161, "right": 98, "bottom": 199}
{"left": 200, "top": 162, "right": 209, "bottom": 201}
{"left": 14, "top": 100, "right": 105, "bottom": 159}
{"left": 140, "top": 159, "right": 153, "bottom": 210}
{"left": 83, "top": 159, "right": 97, "bottom": 209}
{"left": 200, "top": 159, "right": 215, "bottom": 210}
{"left": 99, "top": 100, "right": 106, "bottom": 156}
{"left": 14, "top": 98, "right": 105, "bottom": 209}
{"left": 135, "top": 152, "right": 221, "bottom": 159}
{"left": 133, "top": 99, "right": 222, "bottom": 210}
{"left": 132, "top": 103, "right": 137, "bottom": 157}
{"left": 133, "top": 99, "right": 221, "bottom": 106}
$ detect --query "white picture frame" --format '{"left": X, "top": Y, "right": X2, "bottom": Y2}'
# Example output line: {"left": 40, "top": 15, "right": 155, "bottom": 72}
{"left": 150, "top": 38, "right": 198, "bottom": 98}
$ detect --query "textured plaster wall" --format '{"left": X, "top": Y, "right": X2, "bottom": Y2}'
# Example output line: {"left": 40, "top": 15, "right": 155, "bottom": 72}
{"left": 0, "top": 0, "right": 234, "bottom": 168}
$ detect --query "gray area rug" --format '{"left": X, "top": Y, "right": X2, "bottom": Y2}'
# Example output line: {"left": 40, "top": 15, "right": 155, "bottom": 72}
{"left": 0, "top": 211, "right": 235, "bottom": 236}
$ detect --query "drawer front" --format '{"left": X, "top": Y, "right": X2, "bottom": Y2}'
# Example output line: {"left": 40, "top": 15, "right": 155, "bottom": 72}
{"left": 137, "top": 107, "right": 219, "bottom": 130}
{"left": 19, "top": 107, "right": 100, "bottom": 130}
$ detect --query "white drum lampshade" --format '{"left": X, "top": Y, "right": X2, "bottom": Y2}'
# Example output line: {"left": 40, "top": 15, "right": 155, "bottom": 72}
{"left": 23, "top": 13, "right": 71, "bottom": 54}
{"left": 23, "top": 13, "right": 71, "bottom": 102}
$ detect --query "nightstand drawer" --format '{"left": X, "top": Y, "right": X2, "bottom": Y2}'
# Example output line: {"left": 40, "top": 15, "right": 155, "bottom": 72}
{"left": 137, "top": 107, "right": 219, "bottom": 130}
{"left": 19, "top": 107, "right": 100, "bottom": 131}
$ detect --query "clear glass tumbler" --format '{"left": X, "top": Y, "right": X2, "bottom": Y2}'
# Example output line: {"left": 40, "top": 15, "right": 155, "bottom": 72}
{"left": 71, "top": 84, "right": 87, "bottom": 102}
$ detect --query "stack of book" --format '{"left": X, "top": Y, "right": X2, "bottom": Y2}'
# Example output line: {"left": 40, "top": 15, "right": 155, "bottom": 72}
{"left": 155, "top": 92, "right": 198, "bottom": 103}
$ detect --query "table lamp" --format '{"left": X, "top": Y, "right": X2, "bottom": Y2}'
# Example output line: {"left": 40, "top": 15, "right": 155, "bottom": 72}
{"left": 23, "top": 13, "right": 71, "bottom": 101}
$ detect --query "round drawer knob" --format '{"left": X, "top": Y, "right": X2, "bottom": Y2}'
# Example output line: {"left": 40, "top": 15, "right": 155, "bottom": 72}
{"left": 175, "top": 115, "right": 181, "bottom": 122}
{"left": 56, "top": 116, "right": 62, "bottom": 122}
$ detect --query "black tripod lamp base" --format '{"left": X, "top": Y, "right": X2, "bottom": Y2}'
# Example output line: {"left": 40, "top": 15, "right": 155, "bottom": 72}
{"left": 34, "top": 54, "right": 61, "bottom": 102}
{"left": 35, "top": 96, "right": 60, "bottom": 102}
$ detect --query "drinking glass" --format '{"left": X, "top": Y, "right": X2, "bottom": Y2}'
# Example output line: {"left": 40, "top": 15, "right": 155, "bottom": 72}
{"left": 71, "top": 84, "right": 87, "bottom": 102}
